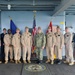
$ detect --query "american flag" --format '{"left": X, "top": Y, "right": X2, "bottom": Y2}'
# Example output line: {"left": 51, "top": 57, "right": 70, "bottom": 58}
{"left": 32, "top": 15, "right": 37, "bottom": 53}
{"left": 32, "top": 15, "right": 37, "bottom": 36}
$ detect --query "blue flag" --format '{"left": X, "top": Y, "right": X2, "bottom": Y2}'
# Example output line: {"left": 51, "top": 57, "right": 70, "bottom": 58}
{"left": 10, "top": 20, "right": 17, "bottom": 34}
{"left": 33, "top": 16, "right": 36, "bottom": 29}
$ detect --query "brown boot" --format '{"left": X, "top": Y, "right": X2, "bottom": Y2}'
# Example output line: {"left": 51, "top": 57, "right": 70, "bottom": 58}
{"left": 69, "top": 62, "right": 74, "bottom": 66}
{"left": 28, "top": 60, "right": 31, "bottom": 63}
{"left": 64, "top": 61, "right": 69, "bottom": 64}
{"left": 23, "top": 60, "right": 27, "bottom": 64}
{"left": 0, "top": 61, "right": 2, "bottom": 63}
{"left": 46, "top": 60, "right": 50, "bottom": 63}
{"left": 5, "top": 60, "right": 8, "bottom": 64}
{"left": 15, "top": 60, "right": 18, "bottom": 64}
{"left": 10, "top": 59, "right": 14, "bottom": 63}
{"left": 51, "top": 60, "right": 54, "bottom": 65}
{"left": 18, "top": 60, "right": 21, "bottom": 63}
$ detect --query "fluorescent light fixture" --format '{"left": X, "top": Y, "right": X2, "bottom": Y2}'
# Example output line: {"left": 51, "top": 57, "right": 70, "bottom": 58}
{"left": 8, "top": 4, "right": 11, "bottom": 10}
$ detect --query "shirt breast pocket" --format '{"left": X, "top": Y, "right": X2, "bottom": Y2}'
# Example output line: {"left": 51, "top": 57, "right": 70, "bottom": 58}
{"left": 28, "top": 35, "right": 31, "bottom": 39}
{"left": 40, "top": 36, "right": 43, "bottom": 39}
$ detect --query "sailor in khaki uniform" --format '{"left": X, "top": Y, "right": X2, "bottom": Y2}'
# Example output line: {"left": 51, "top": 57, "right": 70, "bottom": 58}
{"left": 12, "top": 28, "right": 21, "bottom": 64}
{"left": 46, "top": 27, "right": 56, "bottom": 64}
{"left": 64, "top": 27, "right": 74, "bottom": 65}
{"left": 21, "top": 27, "right": 32, "bottom": 63}
{"left": 55, "top": 26, "right": 64, "bottom": 64}
{"left": 4, "top": 29, "right": 14, "bottom": 64}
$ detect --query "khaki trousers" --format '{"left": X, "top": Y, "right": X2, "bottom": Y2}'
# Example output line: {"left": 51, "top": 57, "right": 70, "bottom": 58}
{"left": 14, "top": 47, "right": 21, "bottom": 60}
{"left": 65, "top": 44, "right": 74, "bottom": 63}
{"left": 55, "top": 46, "right": 62, "bottom": 60}
{"left": 46, "top": 46, "right": 54, "bottom": 60}
{"left": 5, "top": 46, "right": 13, "bottom": 61}
{"left": 23, "top": 46, "right": 31, "bottom": 61}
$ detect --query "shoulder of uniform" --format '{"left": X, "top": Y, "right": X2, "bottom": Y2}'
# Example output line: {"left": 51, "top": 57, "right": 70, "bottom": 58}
{"left": 22, "top": 33, "right": 25, "bottom": 35}
{"left": 51, "top": 32, "right": 54, "bottom": 34}
{"left": 60, "top": 33, "right": 63, "bottom": 36}
{"left": 29, "top": 32, "right": 31, "bottom": 35}
{"left": 9, "top": 34, "right": 13, "bottom": 36}
{"left": 60, "top": 33, "right": 63, "bottom": 35}
{"left": 11, "top": 34, "right": 13, "bottom": 36}
{"left": 13, "top": 34, "right": 16, "bottom": 37}
{"left": 42, "top": 33, "right": 45, "bottom": 37}
{"left": 41, "top": 33, "right": 44, "bottom": 35}
{"left": 35, "top": 34, "right": 38, "bottom": 37}
{"left": 69, "top": 32, "right": 71, "bottom": 35}
{"left": 5, "top": 34, "right": 8, "bottom": 36}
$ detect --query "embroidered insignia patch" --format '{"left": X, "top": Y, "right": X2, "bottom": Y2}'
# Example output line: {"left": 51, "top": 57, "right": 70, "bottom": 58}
{"left": 25, "top": 64, "right": 46, "bottom": 72}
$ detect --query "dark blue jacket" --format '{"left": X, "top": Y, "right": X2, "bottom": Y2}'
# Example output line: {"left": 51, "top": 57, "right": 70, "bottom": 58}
{"left": 0, "top": 33, "right": 7, "bottom": 46}
{"left": 72, "top": 33, "right": 75, "bottom": 43}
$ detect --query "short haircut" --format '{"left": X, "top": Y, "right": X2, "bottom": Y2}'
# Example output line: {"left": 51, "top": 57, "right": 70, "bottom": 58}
{"left": 3, "top": 28, "right": 6, "bottom": 31}
{"left": 16, "top": 28, "right": 20, "bottom": 31}
{"left": 25, "top": 26, "right": 29, "bottom": 29}
{"left": 65, "top": 27, "right": 69, "bottom": 29}
{"left": 38, "top": 27, "right": 41, "bottom": 30}
{"left": 57, "top": 26, "right": 60, "bottom": 29}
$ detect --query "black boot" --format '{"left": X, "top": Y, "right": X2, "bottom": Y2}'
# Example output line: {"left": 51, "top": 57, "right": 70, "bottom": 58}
{"left": 54, "top": 59, "right": 59, "bottom": 64}
{"left": 39, "top": 60, "right": 43, "bottom": 64}
{"left": 57, "top": 60, "right": 62, "bottom": 64}
{"left": 36, "top": 59, "right": 40, "bottom": 64}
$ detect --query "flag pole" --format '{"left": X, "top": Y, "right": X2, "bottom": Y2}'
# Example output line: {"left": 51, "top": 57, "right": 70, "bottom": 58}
{"left": 9, "top": 16, "right": 12, "bottom": 20}
{"left": 32, "top": 10, "right": 37, "bottom": 53}
{"left": 33, "top": 10, "right": 36, "bottom": 18}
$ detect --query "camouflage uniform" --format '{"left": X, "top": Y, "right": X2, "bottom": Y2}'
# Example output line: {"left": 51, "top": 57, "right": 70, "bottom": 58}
{"left": 34, "top": 33, "right": 46, "bottom": 61}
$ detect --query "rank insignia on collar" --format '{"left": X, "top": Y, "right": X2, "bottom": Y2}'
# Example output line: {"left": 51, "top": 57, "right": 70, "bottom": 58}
{"left": 49, "top": 35, "right": 52, "bottom": 37}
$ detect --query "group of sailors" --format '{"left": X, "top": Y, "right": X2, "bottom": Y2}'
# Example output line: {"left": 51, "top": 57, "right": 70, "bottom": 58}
{"left": 0, "top": 26, "right": 75, "bottom": 66}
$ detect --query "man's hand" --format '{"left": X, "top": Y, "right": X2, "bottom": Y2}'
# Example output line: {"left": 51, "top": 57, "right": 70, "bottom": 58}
{"left": 60, "top": 47, "right": 62, "bottom": 49}
{"left": 6, "top": 44, "right": 9, "bottom": 46}
{"left": 23, "top": 45, "right": 25, "bottom": 48}
{"left": 52, "top": 45, "right": 54, "bottom": 48}
{"left": 14, "top": 45, "right": 17, "bottom": 48}
{"left": 42, "top": 46, "right": 45, "bottom": 50}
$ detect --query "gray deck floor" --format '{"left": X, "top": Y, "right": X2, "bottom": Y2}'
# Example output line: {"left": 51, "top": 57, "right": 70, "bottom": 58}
{"left": 0, "top": 63, "right": 75, "bottom": 75}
